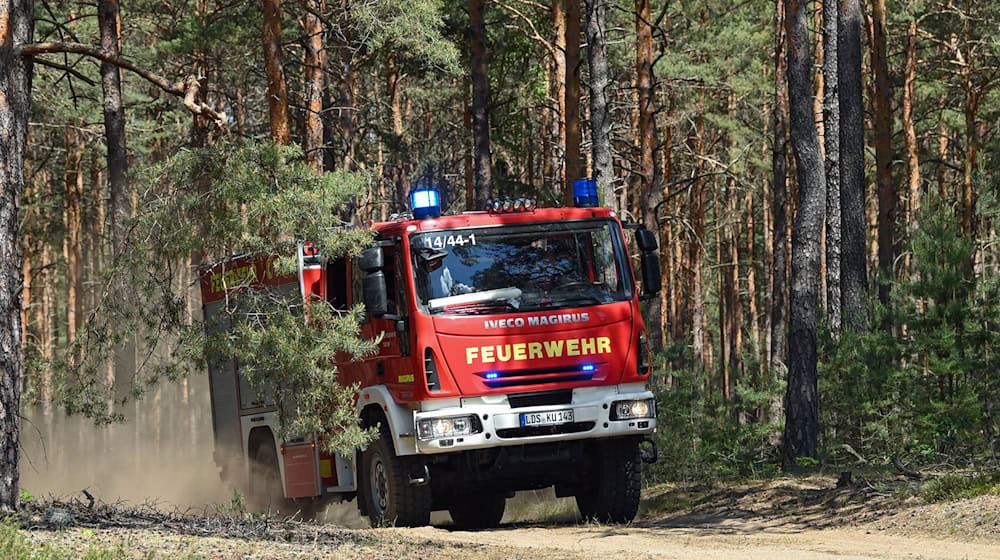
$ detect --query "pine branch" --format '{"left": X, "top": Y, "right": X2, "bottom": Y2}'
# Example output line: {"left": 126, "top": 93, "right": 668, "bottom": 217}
{"left": 18, "top": 41, "right": 229, "bottom": 131}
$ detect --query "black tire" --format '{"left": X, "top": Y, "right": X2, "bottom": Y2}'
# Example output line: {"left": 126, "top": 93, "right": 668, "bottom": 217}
{"left": 361, "top": 426, "right": 431, "bottom": 527}
{"left": 575, "top": 438, "right": 642, "bottom": 523}
{"left": 249, "top": 439, "right": 287, "bottom": 514}
{"left": 448, "top": 493, "right": 506, "bottom": 530}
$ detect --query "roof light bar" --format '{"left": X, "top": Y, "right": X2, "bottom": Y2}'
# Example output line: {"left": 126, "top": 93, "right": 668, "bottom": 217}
{"left": 484, "top": 197, "right": 536, "bottom": 214}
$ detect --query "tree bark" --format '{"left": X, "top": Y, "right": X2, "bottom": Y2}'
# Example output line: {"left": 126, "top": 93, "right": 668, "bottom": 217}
{"left": 263, "top": 0, "right": 290, "bottom": 145}
{"left": 635, "top": 0, "right": 662, "bottom": 349}
{"left": 303, "top": 0, "right": 326, "bottom": 172}
{"left": 586, "top": 0, "right": 613, "bottom": 209}
{"left": 98, "top": 0, "right": 127, "bottom": 250}
{"left": 0, "top": 0, "right": 34, "bottom": 513}
{"left": 551, "top": 0, "right": 566, "bottom": 191}
{"left": 902, "top": 16, "right": 919, "bottom": 273}
{"left": 564, "top": 0, "right": 583, "bottom": 199}
{"left": 783, "top": 0, "right": 826, "bottom": 467}
{"left": 871, "top": 0, "right": 894, "bottom": 305}
{"left": 771, "top": 0, "right": 789, "bottom": 372}
{"left": 470, "top": 0, "right": 492, "bottom": 207}
{"left": 822, "top": 0, "right": 841, "bottom": 333}
{"left": 63, "top": 122, "right": 84, "bottom": 349}
{"left": 838, "top": 0, "right": 867, "bottom": 333}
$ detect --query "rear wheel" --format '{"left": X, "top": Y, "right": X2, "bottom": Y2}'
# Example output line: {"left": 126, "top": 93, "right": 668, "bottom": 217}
{"left": 361, "top": 426, "right": 431, "bottom": 527}
{"left": 249, "top": 439, "right": 287, "bottom": 514}
{"left": 576, "top": 438, "right": 642, "bottom": 523}
{"left": 448, "top": 493, "right": 506, "bottom": 530}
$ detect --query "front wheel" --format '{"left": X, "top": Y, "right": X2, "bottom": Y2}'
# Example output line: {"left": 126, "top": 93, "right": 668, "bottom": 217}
{"left": 361, "top": 427, "right": 431, "bottom": 527}
{"left": 575, "top": 438, "right": 642, "bottom": 523}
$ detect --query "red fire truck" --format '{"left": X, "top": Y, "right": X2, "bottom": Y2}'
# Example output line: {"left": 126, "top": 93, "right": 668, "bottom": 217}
{"left": 200, "top": 184, "right": 661, "bottom": 528}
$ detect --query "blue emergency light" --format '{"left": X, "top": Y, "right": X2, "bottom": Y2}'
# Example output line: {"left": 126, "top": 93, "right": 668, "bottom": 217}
{"left": 573, "top": 178, "right": 598, "bottom": 207}
{"left": 410, "top": 187, "right": 441, "bottom": 219}
{"left": 485, "top": 371, "right": 500, "bottom": 380}
{"left": 581, "top": 363, "right": 596, "bottom": 372}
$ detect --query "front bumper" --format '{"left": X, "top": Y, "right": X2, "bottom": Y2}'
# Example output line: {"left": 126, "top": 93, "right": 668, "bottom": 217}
{"left": 412, "top": 383, "right": 656, "bottom": 454}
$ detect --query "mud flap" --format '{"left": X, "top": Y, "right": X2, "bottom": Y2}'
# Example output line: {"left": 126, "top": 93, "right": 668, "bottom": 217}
{"left": 640, "top": 436, "right": 658, "bottom": 464}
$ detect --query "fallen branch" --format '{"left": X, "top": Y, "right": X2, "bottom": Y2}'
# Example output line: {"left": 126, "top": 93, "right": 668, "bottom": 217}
{"left": 18, "top": 41, "right": 228, "bottom": 131}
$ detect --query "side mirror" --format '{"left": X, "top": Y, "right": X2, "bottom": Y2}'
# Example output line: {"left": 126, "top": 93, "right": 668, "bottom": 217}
{"left": 639, "top": 253, "right": 661, "bottom": 300}
{"left": 363, "top": 270, "right": 389, "bottom": 317}
{"left": 636, "top": 228, "right": 658, "bottom": 253}
{"left": 358, "top": 246, "right": 384, "bottom": 273}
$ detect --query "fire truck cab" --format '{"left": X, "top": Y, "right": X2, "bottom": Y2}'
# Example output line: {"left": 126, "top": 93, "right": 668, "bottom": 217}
{"left": 201, "top": 183, "right": 662, "bottom": 528}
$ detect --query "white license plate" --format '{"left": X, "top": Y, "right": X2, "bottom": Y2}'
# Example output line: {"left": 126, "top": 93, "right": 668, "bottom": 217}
{"left": 519, "top": 409, "right": 574, "bottom": 427}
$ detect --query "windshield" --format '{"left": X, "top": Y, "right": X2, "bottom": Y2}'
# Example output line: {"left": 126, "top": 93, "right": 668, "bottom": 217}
{"left": 410, "top": 219, "right": 632, "bottom": 315}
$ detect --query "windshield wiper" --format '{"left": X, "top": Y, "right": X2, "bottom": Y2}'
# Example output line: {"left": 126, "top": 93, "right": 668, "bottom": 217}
{"left": 428, "top": 287, "right": 523, "bottom": 313}
{"left": 435, "top": 300, "right": 520, "bottom": 315}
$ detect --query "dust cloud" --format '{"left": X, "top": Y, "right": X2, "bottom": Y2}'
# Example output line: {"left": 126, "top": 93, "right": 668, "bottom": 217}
{"left": 19, "top": 374, "right": 235, "bottom": 511}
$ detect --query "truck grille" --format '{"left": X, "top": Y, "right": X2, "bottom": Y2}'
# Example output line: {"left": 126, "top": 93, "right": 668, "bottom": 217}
{"left": 481, "top": 365, "right": 596, "bottom": 389}
{"left": 496, "top": 421, "right": 595, "bottom": 439}
{"left": 508, "top": 389, "right": 573, "bottom": 408}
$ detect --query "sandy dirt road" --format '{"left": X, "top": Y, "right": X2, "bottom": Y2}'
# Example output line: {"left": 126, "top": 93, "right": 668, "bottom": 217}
{"left": 21, "top": 478, "right": 1000, "bottom": 559}
{"left": 399, "top": 522, "right": 1000, "bottom": 560}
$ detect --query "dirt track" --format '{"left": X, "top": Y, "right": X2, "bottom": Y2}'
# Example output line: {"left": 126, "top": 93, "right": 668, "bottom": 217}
{"left": 22, "top": 477, "right": 1000, "bottom": 559}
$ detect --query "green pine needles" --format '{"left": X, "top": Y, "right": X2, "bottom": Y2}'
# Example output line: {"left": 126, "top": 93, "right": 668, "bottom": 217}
{"left": 26, "top": 142, "right": 378, "bottom": 454}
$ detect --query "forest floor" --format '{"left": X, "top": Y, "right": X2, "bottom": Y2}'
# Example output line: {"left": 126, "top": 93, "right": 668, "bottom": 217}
{"left": 16, "top": 475, "right": 1000, "bottom": 559}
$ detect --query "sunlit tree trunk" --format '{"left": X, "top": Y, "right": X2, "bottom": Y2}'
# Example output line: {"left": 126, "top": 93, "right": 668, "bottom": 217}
{"left": 902, "top": 16, "right": 919, "bottom": 275}
{"left": 263, "top": 0, "right": 290, "bottom": 144}
{"left": 303, "top": 0, "right": 326, "bottom": 172}
{"left": 822, "top": 0, "right": 841, "bottom": 333}
{"left": 551, "top": 0, "right": 567, "bottom": 191}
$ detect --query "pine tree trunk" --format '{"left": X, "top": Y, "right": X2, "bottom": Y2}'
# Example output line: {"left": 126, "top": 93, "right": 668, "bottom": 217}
{"left": 263, "top": 0, "right": 291, "bottom": 145}
{"left": 635, "top": 0, "right": 662, "bottom": 349}
{"left": 564, "top": 0, "right": 583, "bottom": 199}
{"left": 692, "top": 114, "right": 709, "bottom": 373}
{"left": 871, "top": 0, "right": 894, "bottom": 305}
{"left": 470, "top": 0, "right": 492, "bottom": 207}
{"left": 98, "top": 0, "right": 127, "bottom": 250}
{"left": 823, "top": 0, "right": 841, "bottom": 333}
{"left": 784, "top": 0, "right": 826, "bottom": 467}
{"left": 303, "top": 0, "right": 326, "bottom": 172}
{"left": 902, "top": 16, "right": 919, "bottom": 274}
{"left": 387, "top": 53, "right": 409, "bottom": 209}
{"left": 771, "top": 0, "right": 789, "bottom": 372}
{"left": 551, "top": 0, "right": 567, "bottom": 190}
{"left": 0, "top": 0, "right": 33, "bottom": 513}
{"left": 838, "top": 0, "right": 867, "bottom": 333}
{"left": 63, "top": 123, "right": 84, "bottom": 349}
{"left": 586, "top": 0, "right": 613, "bottom": 209}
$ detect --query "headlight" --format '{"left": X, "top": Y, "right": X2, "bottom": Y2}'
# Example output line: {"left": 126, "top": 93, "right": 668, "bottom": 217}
{"left": 610, "top": 399, "right": 655, "bottom": 421}
{"left": 416, "top": 415, "right": 482, "bottom": 440}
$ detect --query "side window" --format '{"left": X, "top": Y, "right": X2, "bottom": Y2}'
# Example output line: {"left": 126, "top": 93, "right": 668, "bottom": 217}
{"left": 327, "top": 257, "right": 348, "bottom": 310}
{"left": 350, "top": 257, "right": 365, "bottom": 312}
{"left": 383, "top": 245, "right": 399, "bottom": 315}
